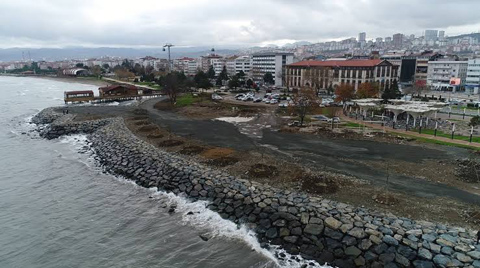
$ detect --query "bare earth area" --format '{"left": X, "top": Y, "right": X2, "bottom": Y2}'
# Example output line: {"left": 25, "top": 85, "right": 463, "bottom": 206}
{"left": 61, "top": 96, "right": 480, "bottom": 229}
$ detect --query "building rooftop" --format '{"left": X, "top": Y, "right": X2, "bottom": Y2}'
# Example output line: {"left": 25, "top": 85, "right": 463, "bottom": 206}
{"left": 288, "top": 59, "right": 385, "bottom": 67}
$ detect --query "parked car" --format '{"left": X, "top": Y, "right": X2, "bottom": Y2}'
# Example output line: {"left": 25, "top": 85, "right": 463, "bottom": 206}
{"left": 327, "top": 117, "right": 341, "bottom": 123}
{"left": 270, "top": 99, "right": 279, "bottom": 104}
{"left": 211, "top": 94, "right": 223, "bottom": 100}
{"left": 312, "top": 115, "right": 330, "bottom": 121}
{"left": 278, "top": 102, "right": 289, "bottom": 108}
{"left": 253, "top": 98, "right": 262, "bottom": 103}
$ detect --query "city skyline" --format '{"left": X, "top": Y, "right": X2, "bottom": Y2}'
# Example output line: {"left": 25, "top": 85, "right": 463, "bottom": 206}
{"left": 2, "top": 0, "right": 480, "bottom": 49}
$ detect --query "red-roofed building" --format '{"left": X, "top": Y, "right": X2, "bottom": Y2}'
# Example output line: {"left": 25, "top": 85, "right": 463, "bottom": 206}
{"left": 286, "top": 59, "right": 398, "bottom": 91}
{"left": 98, "top": 85, "right": 141, "bottom": 97}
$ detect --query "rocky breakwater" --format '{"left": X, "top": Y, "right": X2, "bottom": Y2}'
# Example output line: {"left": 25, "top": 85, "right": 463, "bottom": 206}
{"left": 33, "top": 108, "right": 111, "bottom": 139}
{"left": 34, "top": 109, "right": 480, "bottom": 268}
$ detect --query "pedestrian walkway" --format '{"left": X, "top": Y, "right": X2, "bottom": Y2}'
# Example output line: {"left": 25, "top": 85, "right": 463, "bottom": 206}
{"left": 339, "top": 115, "right": 480, "bottom": 149}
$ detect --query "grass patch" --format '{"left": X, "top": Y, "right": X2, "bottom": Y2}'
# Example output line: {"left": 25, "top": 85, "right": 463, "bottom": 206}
{"left": 396, "top": 133, "right": 480, "bottom": 151}
{"left": 413, "top": 129, "right": 480, "bottom": 143}
{"left": 345, "top": 122, "right": 364, "bottom": 128}
{"left": 175, "top": 93, "right": 212, "bottom": 107}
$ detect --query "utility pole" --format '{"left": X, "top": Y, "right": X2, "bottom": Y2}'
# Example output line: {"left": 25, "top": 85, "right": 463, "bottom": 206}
{"left": 163, "top": 43, "right": 174, "bottom": 72}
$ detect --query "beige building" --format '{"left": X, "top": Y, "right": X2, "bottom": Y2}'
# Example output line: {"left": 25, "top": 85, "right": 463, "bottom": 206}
{"left": 286, "top": 59, "right": 398, "bottom": 91}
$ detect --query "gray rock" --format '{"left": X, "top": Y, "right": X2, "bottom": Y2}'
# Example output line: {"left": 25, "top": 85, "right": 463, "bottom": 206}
{"left": 430, "top": 243, "right": 441, "bottom": 254}
{"left": 473, "top": 260, "right": 480, "bottom": 268}
{"left": 422, "top": 234, "right": 437, "bottom": 242}
{"left": 324, "top": 217, "right": 342, "bottom": 230}
{"left": 348, "top": 227, "right": 367, "bottom": 239}
{"left": 345, "top": 246, "right": 362, "bottom": 257}
{"left": 418, "top": 248, "right": 433, "bottom": 260}
{"left": 441, "top": 246, "right": 454, "bottom": 255}
{"left": 359, "top": 239, "right": 373, "bottom": 251}
{"left": 324, "top": 227, "right": 343, "bottom": 240}
{"left": 455, "top": 252, "right": 473, "bottom": 263}
{"left": 383, "top": 235, "right": 399, "bottom": 246}
{"left": 284, "top": 236, "right": 298, "bottom": 244}
{"left": 304, "top": 224, "right": 323, "bottom": 236}
{"left": 379, "top": 253, "right": 396, "bottom": 264}
{"left": 469, "top": 251, "right": 480, "bottom": 260}
{"left": 433, "top": 254, "right": 451, "bottom": 268}
{"left": 413, "top": 260, "right": 434, "bottom": 268}
{"left": 395, "top": 253, "right": 410, "bottom": 267}
{"left": 266, "top": 228, "right": 278, "bottom": 239}
{"left": 354, "top": 256, "right": 366, "bottom": 266}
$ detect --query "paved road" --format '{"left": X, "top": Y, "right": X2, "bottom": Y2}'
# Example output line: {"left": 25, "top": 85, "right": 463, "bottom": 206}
{"left": 67, "top": 98, "right": 480, "bottom": 206}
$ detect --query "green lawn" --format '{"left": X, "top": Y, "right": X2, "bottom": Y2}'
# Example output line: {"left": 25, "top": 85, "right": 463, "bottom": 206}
{"left": 412, "top": 128, "right": 480, "bottom": 143}
{"left": 344, "top": 122, "right": 364, "bottom": 128}
{"left": 175, "top": 93, "right": 212, "bottom": 107}
{"left": 396, "top": 133, "right": 480, "bottom": 151}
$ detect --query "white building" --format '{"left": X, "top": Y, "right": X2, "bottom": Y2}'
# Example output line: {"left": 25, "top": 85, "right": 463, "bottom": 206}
{"left": 427, "top": 60, "right": 468, "bottom": 91}
{"left": 251, "top": 52, "right": 294, "bottom": 87}
{"left": 466, "top": 59, "right": 480, "bottom": 94}
{"left": 234, "top": 56, "right": 251, "bottom": 76}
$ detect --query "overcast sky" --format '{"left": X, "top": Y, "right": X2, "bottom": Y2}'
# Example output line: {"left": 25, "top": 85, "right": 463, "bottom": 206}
{"left": 1, "top": 0, "right": 480, "bottom": 49}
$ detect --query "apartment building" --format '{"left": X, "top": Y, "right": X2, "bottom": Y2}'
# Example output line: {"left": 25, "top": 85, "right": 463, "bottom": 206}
{"left": 251, "top": 52, "right": 294, "bottom": 87}
{"left": 234, "top": 56, "right": 251, "bottom": 76}
{"left": 427, "top": 60, "right": 468, "bottom": 91}
{"left": 466, "top": 59, "right": 480, "bottom": 94}
{"left": 285, "top": 59, "right": 397, "bottom": 91}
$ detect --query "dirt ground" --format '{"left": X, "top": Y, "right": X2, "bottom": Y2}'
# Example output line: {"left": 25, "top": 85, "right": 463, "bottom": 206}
{"left": 123, "top": 115, "right": 480, "bottom": 229}
{"left": 65, "top": 95, "right": 480, "bottom": 229}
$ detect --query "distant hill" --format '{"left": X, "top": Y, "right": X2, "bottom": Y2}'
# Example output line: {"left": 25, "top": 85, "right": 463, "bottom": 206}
{"left": 0, "top": 47, "right": 241, "bottom": 62}
{"left": 283, "top": 41, "right": 312, "bottom": 48}
{"left": 447, "top": 33, "right": 480, "bottom": 40}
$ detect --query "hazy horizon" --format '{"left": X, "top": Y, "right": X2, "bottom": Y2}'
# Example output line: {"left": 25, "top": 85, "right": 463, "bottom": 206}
{"left": 2, "top": 0, "right": 480, "bottom": 49}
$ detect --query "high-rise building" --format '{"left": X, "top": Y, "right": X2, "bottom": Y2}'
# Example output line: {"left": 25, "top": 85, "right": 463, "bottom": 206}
{"left": 466, "top": 59, "right": 480, "bottom": 94}
{"left": 438, "top": 31, "right": 445, "bottom": 40}
{"left": 358, "top": 32, "right": 366, "bottom": 42}
{"left": 425, "top": 30, "right": 438, "bottom": 41}
{"left": 385, "top": 37, "right": 392, "bottom": 43}
{"left": 392, "top": 33, "right": 403, "bottom": 48}
{"left": 251, "top": 52, "right": 294, "bottom": 87}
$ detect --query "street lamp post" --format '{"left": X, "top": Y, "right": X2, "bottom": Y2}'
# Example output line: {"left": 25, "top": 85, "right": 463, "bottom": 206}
{"left": 163, "top": 43, "right": 174, "bottom": 72}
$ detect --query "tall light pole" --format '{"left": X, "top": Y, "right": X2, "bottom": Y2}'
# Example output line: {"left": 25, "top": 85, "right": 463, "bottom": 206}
{"left": 163, "top": 43, "right": 174, "bottom": 72}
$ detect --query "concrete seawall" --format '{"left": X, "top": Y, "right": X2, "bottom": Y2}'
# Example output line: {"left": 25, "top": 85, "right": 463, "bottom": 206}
{"left": 33, "top": 108, "right": 480, "bottom": 268}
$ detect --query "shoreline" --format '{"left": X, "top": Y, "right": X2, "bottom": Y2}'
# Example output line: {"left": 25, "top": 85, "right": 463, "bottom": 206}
{"left": 0, "top": 74, "right": 111, "bottom": 87}
{"left": 31, "top": 106, "right": 480, "bottom": 268}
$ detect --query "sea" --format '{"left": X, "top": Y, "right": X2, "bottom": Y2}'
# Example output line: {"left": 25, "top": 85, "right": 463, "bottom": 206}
{"left": 0, "top": 76, "right": 329, "bottom": 268}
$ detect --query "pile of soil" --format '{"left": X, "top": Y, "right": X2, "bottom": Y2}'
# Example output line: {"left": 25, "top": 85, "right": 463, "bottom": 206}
{"left": 455, "top": 158, "right": 480, "bottom": 183}
{"left": 201, "top": 148, "right": 235, "bottom": 159}
{"left": 137, "top": 125, "right": 157, "bottom": 132}
{"left": 372, "top": 193, "right": 399, "bottom": 206}
{"left": 248, "top": 163, "right": 278, "bottom": 178}
{"left": 206, "top": 156, "right": 239, "bottom": 167}
{"left": 147, "top": 133, "right": 164, "bottom": 139}
{"left": 134, "top": 120, "right": 150, "bottom": 126}
{"left": 298, "top": 174, "right": 339, "bottom": 195}
{"left": 465, "top": 210, "right": 480, "bottom": 225}
{"left": 179, "top": 145, "right": 206, "bottom": 155}
{"left": 158, "top": 139, "right": 184, "bottom": 147}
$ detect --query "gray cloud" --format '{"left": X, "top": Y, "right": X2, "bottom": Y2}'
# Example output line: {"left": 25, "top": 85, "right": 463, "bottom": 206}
{"left": 1, "top": 0, "right": 480, "bottom": 48}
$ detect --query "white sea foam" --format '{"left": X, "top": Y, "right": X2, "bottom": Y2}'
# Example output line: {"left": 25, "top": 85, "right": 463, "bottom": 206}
{"left": 147, "top": 188, "right": 332, "bottom": 268}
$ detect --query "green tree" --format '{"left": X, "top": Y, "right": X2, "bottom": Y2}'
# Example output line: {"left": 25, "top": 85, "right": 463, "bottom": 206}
{"left": 91, "top": 65, "right": 103, "bottom": 77}
{"left": 228, "top": 75, "right": 240, "bottom": 89}
{"left": 219, "top": 66, "right": 229, "bottom": 81}
{"left": 470, "top": 116, "right": 480, "bottom": 127}
{"left": 161, "top": 71, "right": 186, "bottom": 104}
{"left": 327, "top": 84, "right": 334, "bottom": 95}
{"left": 102, "top": 63, "right": 110, "bottom": 70}
{"left": 263, "top": 72, "right": 274, "bottom": 85}
{"left": 194, "top": 70, "right": 212, "bottom": 89}
{"left": 382, "top": 80, "right": 401, "bottom": 101}
{"left": 207, "top": 65, "right": 215, "bottom": 79}
{"left": 75, "top": 63, "right": 84, "bottom": 68}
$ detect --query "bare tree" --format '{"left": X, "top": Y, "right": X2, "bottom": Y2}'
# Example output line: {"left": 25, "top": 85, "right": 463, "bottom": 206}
{"left": 289, "top": 88, "right": 318, "bottom": 126}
